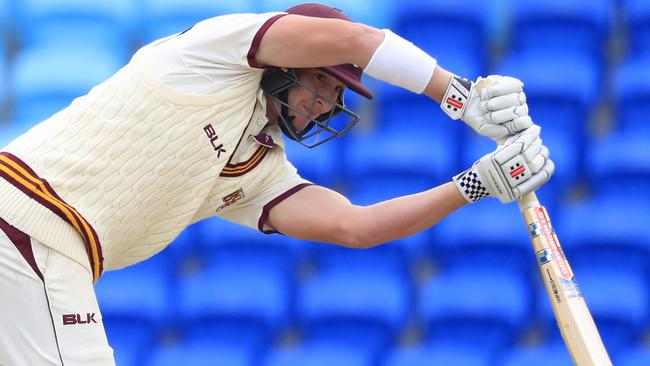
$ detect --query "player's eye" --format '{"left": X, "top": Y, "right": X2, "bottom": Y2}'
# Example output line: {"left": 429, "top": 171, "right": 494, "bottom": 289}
{"left": 316, "top": 73, "right": 326, "bottom": 82}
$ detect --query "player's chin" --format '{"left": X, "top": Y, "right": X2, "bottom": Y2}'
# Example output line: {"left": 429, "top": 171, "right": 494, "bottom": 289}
{"left": 290, "top": 115, "right": 311, "bottom": 132}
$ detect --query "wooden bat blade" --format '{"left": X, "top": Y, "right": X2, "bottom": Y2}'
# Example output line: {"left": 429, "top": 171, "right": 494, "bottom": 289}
{"left": 518, "top": 192, "right": 612, "bottom": 366}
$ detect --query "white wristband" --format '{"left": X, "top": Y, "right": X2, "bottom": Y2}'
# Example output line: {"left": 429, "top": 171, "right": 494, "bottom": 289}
{"left": 364, "top": 29, "right": 437, "bottom": 94}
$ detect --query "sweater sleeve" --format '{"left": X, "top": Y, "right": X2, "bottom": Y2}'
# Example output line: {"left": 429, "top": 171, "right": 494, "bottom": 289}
{"left": 144, "top": 12, "right": 287, "bottom": 94}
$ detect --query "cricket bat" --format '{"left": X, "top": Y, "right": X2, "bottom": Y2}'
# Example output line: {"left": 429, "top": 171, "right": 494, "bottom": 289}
{"left": 518, "top": 192, "right": 612, "bottom": 366}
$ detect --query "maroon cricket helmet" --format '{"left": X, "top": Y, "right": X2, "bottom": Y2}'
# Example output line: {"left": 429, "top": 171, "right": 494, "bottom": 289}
{"left": 285, "top": 3, "right": 374, "bottom": 99}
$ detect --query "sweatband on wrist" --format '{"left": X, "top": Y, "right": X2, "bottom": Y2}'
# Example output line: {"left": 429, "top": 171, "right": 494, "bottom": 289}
{"left": 364, "top": 29, "right": 437, "bottom": 94}
{"left": 453, "top": 165, "right": 490, "bottom": 203}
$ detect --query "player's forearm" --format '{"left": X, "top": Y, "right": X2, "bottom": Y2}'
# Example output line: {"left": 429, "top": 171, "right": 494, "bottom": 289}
{"left": 423, "top": 65, "right": 454, "bottom": 103}
{"left": 343, "top": 182, "right": 467, "bottom": 248}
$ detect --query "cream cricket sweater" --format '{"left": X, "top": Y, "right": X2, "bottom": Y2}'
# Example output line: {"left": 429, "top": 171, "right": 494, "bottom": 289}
{"left": 0, "top": 46, "right": 266, "bottom": 273}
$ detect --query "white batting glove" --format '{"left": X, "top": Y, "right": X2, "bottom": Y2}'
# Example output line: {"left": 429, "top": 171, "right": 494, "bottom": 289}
{"left": 452, "top": 125, "right": 555, "bottom": 204}
{"left": 441, "top": 74, "right": 532, "bottom": 142}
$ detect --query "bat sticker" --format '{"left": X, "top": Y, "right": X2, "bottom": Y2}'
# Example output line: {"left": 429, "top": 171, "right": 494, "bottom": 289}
{"left": 537, "top": 248, "right": 552, "bottom": 265}
{"left": 528, "top": 222, "right": 543, "bottom": 238}
{"left": 559, "top": 277, "right": 582, "bottom": 298}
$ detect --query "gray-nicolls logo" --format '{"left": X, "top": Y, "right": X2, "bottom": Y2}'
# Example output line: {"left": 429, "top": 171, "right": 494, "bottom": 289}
{"left": 63, "top": 313, "right": 98, "bottom": 325}
{"left": 204, "top": 124, "right": 227, "bottom": 158}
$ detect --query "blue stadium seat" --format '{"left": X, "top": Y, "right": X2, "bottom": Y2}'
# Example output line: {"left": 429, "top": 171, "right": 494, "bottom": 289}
{"left": 309, "top": 242, "right": 408, "bottom": 274}
{"left": 384, "top": 343, "right": 493, "bottom": 366}
{"left": 0, "top": 55, "right": 6, "bottom": 121}
{"left": 586, "top": 54, "right": 650, "bottom": 195}
{"left": 0, "top": 0, "right": 6, "bottom": 42}
{"left": 11, "top": 44, "right": 122, "bottom": 127}
{"left": 418, "top": 268, "right": 533, "bottom": 351}
{"left": 619, "top": 345, "right": 650, "bottom": 366}
{"left": 140, "top": 0, "right": 256, "bottom": 43}
{"left": 161, "top": 223, "right": 202, "bottom": 262}
{"left": 256, "top": 0, "right": 395, "bottom": 28}
{"left": 295, "top": 245, "right": 411, "bottom": 355}
{"left": 147, "top": 335, "right": 261, "bottom": 366}
{"left": 12, "top": 0, "right": 135, "bottom": 52}
{"left": 345, "top": 92, "right": 461, "bottom": 186}
{"left": 284, "top": 137, "right": 341, "bottom": 188}
{"left": 344, "top": 176, "right": 436, "bottom": 261}
{"left": 497, "top": 342, "right": 573, "bottom": 366}
{"left": 623, "top": 0, "right": 650, "bottom": 56}
{"left": 96, "top": 255, "right": 174, "bottom": 366}
{"left": 535, "top": 266, "right": 648, "bottom": 356}
{"left": 394, "top": 0, "right": 488, "bottom": 76}
{"left": 577, "top": 269, "right": 646, "bottom": 356}
{"left": 104, "top": 321, "right": 158, "bottom": 366}
{"left": 264, "top": 341, "right": 376, "bottom": 366}
{"left": 510, "top": 0, "right": 612, "bottom": 58}
{"left": 490, "top": 52, "right": 600, "bottom": 188}
{"left": 540, "top": 196, "right": 649, "bottom": 355}
{"left": 342, "top": 174, "right": 436, "bottom": 261}
{"left": 434, "top": 197, "right": 552, "bottom": 272}
{"left": 95, "top": 255, "right": 173, "bottom": 329}
{"left": 194, "top": 216, "right": 305, "bottom": 257}
{"left": 557, "top": 197, "right": 650, "bottom": 270}
{"left": 0, "top": 124, "right": 33, "bottom": 149}
{"left": 176, "top": 239, "right": 294, "bottom": 336}
{"left": 585, "top": 132, "right": 650, "bottom": 198}
{"left": 346, "top": 175, "right": 433, "bottom": 206}
{"left": 344, "top": 129, "right": 457, "bottom": 187}
{"left": 535, "top": 270, "right": 648, "bottom": 354}
{"left": 0, "top": 0, "right": 7, "bottom": 34}
{"left": 612, "top": 54, "right": 650, "bottom": 132}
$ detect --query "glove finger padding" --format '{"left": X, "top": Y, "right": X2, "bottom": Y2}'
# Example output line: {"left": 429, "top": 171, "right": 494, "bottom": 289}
{"left": 488, "top": 104, "right": 529, "bottom": 124}
{"left": 521, "top": 137, "right": 542, "bottom": 164}
{"left": 503, "top": 124, "right": 540, "bottom": 145}
{"left": 480, "top": 76, "right": 524, "bottom": 99}
{"left": 483, "top": 92, "right": 526, "bottom": 112}
{"left": 501, "top": 116, "right": 534, "bottom": 137}
{"left": 527, "top": 144, "right": 549, "bottom": 173}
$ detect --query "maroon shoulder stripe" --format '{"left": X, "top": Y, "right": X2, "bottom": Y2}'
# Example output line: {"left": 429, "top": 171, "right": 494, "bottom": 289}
{"left": 247, "top": 14, "right": 288, "bottom": 68}
{"left": 258, "top": 183, "right": 314, "bottom": 234}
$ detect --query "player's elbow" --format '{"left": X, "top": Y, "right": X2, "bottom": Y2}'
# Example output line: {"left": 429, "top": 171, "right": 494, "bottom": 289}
{"left": 344, "top": 23, "right": 384, "bottom": 68}
{"left": 335, "top": 208, "right": 383, "bottom": 249}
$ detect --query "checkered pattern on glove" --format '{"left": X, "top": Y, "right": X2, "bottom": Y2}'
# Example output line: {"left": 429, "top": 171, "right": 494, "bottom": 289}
{"left": 453, "top": 166, "right": 490, "bottom": 203}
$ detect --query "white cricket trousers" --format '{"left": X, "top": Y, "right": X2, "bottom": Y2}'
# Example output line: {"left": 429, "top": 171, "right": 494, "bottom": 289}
{"left": 0, "top": 218, "right": 115, "bottom": 366}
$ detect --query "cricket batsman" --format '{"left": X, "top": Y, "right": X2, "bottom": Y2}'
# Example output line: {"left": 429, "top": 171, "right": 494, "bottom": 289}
{"left": 0, "top": 3, "right": 553, "bottom": 364}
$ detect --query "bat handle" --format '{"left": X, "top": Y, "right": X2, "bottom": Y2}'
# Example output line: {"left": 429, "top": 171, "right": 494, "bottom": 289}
{"left": 517, "top": 191, "right": 540, "bottom": 212}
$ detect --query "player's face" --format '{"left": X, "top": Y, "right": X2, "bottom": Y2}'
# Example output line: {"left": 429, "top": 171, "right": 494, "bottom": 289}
{"left": 286, "top": 68, "right": 345, "bottom": 131}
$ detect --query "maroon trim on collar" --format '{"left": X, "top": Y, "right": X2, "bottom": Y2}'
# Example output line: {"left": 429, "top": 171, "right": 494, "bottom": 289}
{"left": 220, "top": 145, "right": 270, "bottom": 177}
{"left": 0, "top": 217, "right": 43, "bottom": 281}
{"left": 258, "top": 183, "right": 313, "bottom": 234}
{"left": 247, "top": 14, "right": 288, "bottom": 68}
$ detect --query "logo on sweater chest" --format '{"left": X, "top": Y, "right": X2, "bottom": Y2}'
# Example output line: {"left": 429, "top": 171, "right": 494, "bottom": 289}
{"left": 215, "top": 188, "right": 245, "bottom": 212}
{"left": 203, "top": 124, "right": 227, "bottom": 158}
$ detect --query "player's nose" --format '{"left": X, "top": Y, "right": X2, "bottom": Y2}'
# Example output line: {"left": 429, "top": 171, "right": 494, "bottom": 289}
{"left": 312, "top": 96, "right": 332, "bottom": 117}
